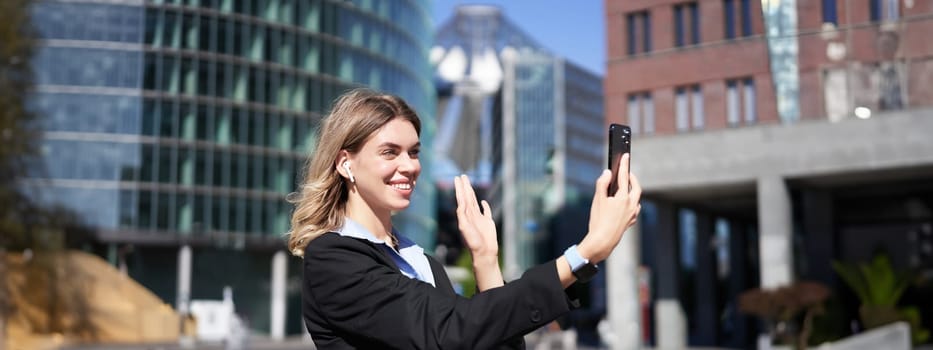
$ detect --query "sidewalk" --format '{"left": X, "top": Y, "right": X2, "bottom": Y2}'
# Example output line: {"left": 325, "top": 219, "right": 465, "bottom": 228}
{"left": 60, "top": 336, "right": 316, "bottom": 350}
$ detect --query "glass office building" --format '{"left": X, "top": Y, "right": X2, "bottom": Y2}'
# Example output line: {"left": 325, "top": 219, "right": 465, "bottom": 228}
{"left": 500, "top": 52, "right": 604, "bottom": 277}
{"left": 26, "top": 0, "right": 434, "bottom": 334}
{"left": 432, "top": 7, "right": 605, "bottom": 343}
{"left": 433, "top": 5, "right": 603, "bottom": 296}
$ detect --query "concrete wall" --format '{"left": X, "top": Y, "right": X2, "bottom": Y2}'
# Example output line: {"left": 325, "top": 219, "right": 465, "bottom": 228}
{"left": 630, "top": 108, "right": 933, "bottom": 193}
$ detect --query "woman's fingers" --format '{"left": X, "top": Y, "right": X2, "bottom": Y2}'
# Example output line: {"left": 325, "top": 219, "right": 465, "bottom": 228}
{"left": 628, "top": 172, "right": 642, "bottom": 202}
{"left": 454, "top": 175, "right": 464, "bottom": 209}
{"left": 614, "top": 153, "right": 631, "bottom": 197}
{"left": 594, "top": 169, "right": 611, "bottom": 200}
{"left": 463, "top": 175, "right": 481, "bottom": 213}
{"left": 481, "top": 200, "right": 492, "bottom": 218}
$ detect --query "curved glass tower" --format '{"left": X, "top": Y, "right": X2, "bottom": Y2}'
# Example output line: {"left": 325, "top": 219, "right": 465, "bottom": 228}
{"left": 28, "top": 0, "right": 433, "bottom": 334}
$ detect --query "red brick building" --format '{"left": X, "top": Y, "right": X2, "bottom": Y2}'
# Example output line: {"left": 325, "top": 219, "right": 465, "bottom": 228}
{"left": 606, "top": 0, "right": 776, "bottom": 135}
{"left": 606, "top": 0, "right": 933, "bottom": 134}
{"left": 603, "top": 1, "right": 933, "bottom": 348}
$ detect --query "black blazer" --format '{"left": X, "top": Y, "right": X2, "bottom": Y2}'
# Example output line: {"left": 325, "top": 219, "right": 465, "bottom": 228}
{"left": 302, "top": 232, "right": 579, "bottom": 349}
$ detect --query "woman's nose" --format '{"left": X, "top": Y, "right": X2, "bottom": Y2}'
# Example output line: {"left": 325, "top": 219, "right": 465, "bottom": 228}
{"left": 397, "top": 154, "right": 419, "bottom": 173}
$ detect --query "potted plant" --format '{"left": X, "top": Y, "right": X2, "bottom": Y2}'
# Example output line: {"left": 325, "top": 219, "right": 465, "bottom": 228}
{"left": 739, "top": 281, "right": 831, "bottom": 350}
{"left": 832, "top": 253, "right": 930, "bottom": 345}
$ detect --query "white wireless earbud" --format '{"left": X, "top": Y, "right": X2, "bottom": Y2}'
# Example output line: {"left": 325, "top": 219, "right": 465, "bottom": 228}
{"left": 343, "top": 162, "right": 355, "bottom": 183}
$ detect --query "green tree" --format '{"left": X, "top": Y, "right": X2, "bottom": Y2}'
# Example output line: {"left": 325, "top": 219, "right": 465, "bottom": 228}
{"left": 0, "top": 0, "right": 40, "bottom": 347}
{"left": 0, "top": 0, "right": 102, "bottom": 345}
{"left": 0, "top": 0, "right": 102, "bottom": 347}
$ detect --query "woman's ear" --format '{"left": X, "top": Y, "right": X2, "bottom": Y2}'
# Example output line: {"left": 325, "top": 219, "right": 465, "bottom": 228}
{"left": 335, "top": 151, "right": 353, "bottom": 182}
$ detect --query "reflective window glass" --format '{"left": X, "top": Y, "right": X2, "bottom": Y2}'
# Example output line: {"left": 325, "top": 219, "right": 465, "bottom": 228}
{"left": 119, "top": 190, "right": 137, "bottom": 228}
{"left": 176, "top": 193, "right": 192, "bottom": 233}
{"left": 193, "top": 194, "right": 206, "bottom": 233}
{"left": 179, "top": 103, "right": 195, "bottom": 139}
{"left": 156, "top": 192, "right": 173, "bottom": 230}
{"left": 199, "top": 15, "right": 212, "bottom": 51}
{"left": 179, "top": 146, "right": 195, "bottom": 185}
{"left": 197, "top": 59, "right": 212, "bottom": 96}
{"left": 211, "top": 195, "right": 226, "bottom": 231}
{"left": 230, "top": 196, "right": 245, "bottom": 233}
{"left": 195, "top": 149, "right": 209, "bottom": 185}
{"left": 164, "top": 11, "right": 180, "bottom": 48}
{"left": 182, "top": 14, "right": 197, "bottom": 49}
{"left": 138, "top": 190, "right": 153, "bottom": 229}
{"left": 141, "top": 144, "right": 155, "bottom": 182}
{"left": 249, "top": 197, "right": 263, "bottom": 234}
{"left": 157, "top": 145, "right": 176, "bottom": 183}
{"left": 212, "top": 150, "right": 227, "bottom": 187}
{"left": 196, "top": 105, "right": 211, "bottom": 141}
{"left": 140, "top": 99, "right": 159, "bottom": 136}
{"left": 266, "top": 113, "right": 279, "bottom": 148}
{"left": 263, "top": 155, "right": 277, "bottom": 191}
{"left": 247, "top": 110, "right": 263, "bottom": 146}
{"left": 230, "top": 152, "right": 243, "bottom": 188}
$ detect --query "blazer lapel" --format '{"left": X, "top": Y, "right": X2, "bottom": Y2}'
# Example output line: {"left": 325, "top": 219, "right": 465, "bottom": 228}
{"left": 426, "top": 255, "right": 456, "bottom": 295}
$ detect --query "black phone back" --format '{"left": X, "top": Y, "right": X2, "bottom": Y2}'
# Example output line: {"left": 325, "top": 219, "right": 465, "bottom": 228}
{"left": 608, "top": 124, "right": 632, "bottom": 194}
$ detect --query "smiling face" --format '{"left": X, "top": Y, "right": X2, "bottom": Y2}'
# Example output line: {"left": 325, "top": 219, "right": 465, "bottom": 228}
{"left": 344, "top": 117, "right": 421, "bottom": 215}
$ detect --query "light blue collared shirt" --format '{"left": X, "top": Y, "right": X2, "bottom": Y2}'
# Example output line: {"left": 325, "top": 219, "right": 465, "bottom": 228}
{"left": 335, "top": 217, "right": 436, "bottom": 287}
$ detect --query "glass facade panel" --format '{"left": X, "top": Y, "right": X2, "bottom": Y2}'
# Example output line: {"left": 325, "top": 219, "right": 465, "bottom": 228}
{"left": 37, "top": 94, "right": 141, "bottom": 134}
{"left": 138, "top": 190, "right": 153, "bottom": 229}
{"left": 194, "top": 149, "right": 209, "bottom": 185}
{"left": 156, "top": 192, "right": 173, "bottom": 230}
{"left": 35, "top": 48, "right": 142, "bottom": 88}
{"left": 29, "top": 0, "right": 434, "bottom": 334}
{"left": 157, "top": 145, "right": 176, "bottom": 183}
{"left": 119, "top": 190, "right": 137, "bottom": 228}
{"left": 176, "top": 193, "right": 192, "bottom": 233}
{"left": 179, "top": 146, "right": 195, "bottom": 185}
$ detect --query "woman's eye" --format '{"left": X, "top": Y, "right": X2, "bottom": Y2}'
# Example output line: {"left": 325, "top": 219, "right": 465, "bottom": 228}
{"left": 381, "top": 149, "right": 398, "bottom": 156}
{"left": 408, "top": 149, "right": 420, "bottom": 158}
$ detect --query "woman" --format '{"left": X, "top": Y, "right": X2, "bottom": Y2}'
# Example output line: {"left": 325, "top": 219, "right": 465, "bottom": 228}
{"left": 287, "top": 88, "right": 641, "bottom": 349}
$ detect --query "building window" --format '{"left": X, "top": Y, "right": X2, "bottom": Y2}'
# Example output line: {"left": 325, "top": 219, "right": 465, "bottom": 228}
{"left": 626, "top": 11, "right": 652, "bottom": 55}
{"left": 675, "top": 85, "right": 703, "bottom": 132}
{"left": 726, "top": 78, "right": 757, "bottom": 126}
{"left": 724, "top": 0, "right": 752, "bottom": 39}
{"left": 724, "top": 0, "right": 736, "bottom": 39}
{"left": 674, "top": 2, "right": 699, "bottom": 47}
{"left": 691, "top": 86, "right": 704, "bottom": 129}
{"left": 870, "top": 0, "right": 900, "bottom": 22}
{"left": 822, "top": 0, "right": 838, "bottom": 25}
{"left": 627, "top": 92, "right": 654, "bottom": 135}
{"left": 823, "top": 67, "right": 849, "bottom": 122}
{"left": 743, "top": 78, "right": 757, "bottom": 124}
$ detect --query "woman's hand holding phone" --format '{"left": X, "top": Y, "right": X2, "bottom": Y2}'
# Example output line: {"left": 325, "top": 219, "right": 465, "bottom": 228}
{"left": 577, "top": 153, "right": 642, "bottom": 265}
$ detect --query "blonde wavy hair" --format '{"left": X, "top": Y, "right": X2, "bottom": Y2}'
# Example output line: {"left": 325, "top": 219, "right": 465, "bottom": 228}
{"left": 286, "top": 88, "right": 421, "bottom": 257}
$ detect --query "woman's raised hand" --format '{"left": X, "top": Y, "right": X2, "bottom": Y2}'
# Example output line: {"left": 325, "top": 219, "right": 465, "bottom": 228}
{"left": 454, "top": 174, "right": 503, "bottom": 290}
{"left": 577, "top": 153, "right": 642, "bottom": 264}
{"left": 454, "top": 174, "right": 498, "bottom": 259}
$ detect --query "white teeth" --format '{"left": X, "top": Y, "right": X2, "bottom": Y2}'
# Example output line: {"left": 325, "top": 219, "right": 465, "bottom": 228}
{"left": 392, "top": 183, "right": 411, "bottom": 190}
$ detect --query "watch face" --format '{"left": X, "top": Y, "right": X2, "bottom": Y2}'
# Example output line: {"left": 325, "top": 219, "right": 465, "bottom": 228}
{"left": 573, "top": 263, "right": 599, "bottom": 283}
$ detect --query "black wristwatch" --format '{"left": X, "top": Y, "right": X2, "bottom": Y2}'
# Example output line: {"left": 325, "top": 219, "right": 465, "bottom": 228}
{"left": 564, "top": 245, "right": 599, "bottom": 283}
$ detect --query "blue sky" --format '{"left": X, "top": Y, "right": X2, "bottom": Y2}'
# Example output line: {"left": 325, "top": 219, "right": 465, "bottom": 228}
{"left": 430, "top": 0, "right": 606, "bottom": 76}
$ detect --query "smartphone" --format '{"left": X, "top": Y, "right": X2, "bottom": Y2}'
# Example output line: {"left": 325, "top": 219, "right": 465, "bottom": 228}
{"left": 608, "top": 124, "right": 632, "bottom": 195}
